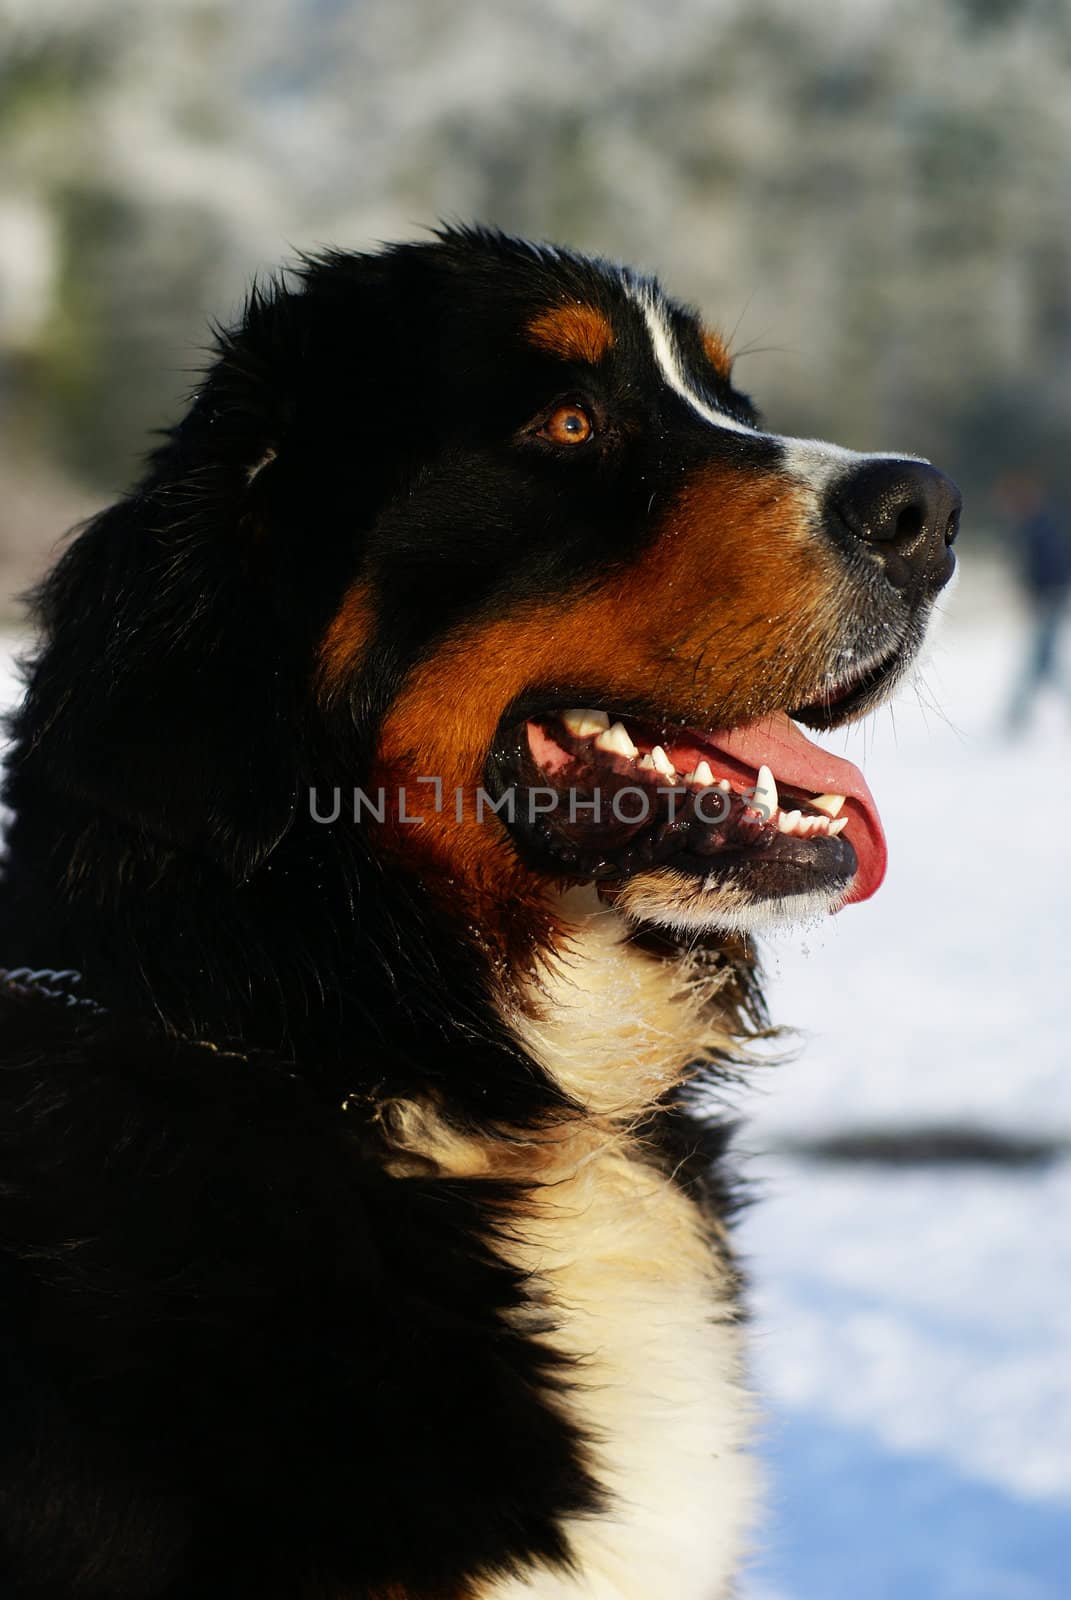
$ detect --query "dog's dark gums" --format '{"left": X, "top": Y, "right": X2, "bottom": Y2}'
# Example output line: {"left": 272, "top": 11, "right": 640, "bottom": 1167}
{"left": 0, "top": 228, "right": 959, "bottom": 1599}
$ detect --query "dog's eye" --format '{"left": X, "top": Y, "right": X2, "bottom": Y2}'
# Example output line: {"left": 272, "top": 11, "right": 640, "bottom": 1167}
{"left": 538, "top": 403, "right": 594, "bottom": 447}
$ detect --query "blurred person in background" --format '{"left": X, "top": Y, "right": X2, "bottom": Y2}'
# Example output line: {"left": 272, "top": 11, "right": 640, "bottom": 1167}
{"left": 998, "top": 470, "right": 1071, "bottom": 732}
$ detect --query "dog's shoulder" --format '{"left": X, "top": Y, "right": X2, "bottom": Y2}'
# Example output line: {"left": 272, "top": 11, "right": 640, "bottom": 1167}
{"left": 0, "top": 991, "right": 602, "bottom": 1594}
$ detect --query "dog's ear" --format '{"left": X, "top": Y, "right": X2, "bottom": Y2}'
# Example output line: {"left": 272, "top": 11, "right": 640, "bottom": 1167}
{"left": 13, "top": 283, "right": 331, "bottom": 883}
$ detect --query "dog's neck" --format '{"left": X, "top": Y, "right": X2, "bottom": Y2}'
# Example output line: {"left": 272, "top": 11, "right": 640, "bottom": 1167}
{"left": 0, "top": 779, "right": 755, "bottom": 1129}
{"left": 504, "top": 886, "right": 745, "bottom": 1117}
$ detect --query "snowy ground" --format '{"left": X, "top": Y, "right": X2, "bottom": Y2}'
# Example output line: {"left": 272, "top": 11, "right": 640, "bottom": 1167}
{"left": 0, "top": 559, "right": 1067, "bottom": 1595}
{"left": 730, "top": 563, "right": 1071, "bottom": 1599}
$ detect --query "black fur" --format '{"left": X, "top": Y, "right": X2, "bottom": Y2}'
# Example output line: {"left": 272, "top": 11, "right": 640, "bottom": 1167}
{"left": 0, "top": 988, "right": 606, "bottom": 1599}
{"left": 0, "top": 229, "right": 763, "bottom": 1598}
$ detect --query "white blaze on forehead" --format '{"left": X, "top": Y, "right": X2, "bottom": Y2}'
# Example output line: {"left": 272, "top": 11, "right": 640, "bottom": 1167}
{"left": 634, "top": 290, "right": 752, "bottom": 434}
{"left": 633, "top": 287, "right": 924, "bottom": 494}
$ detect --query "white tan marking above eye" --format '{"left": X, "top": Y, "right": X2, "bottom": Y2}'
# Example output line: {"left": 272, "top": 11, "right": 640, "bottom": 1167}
{"left": 632, "top": 288, "right": 925, "bottom": 494}
{"left": 634, "top": 291, "right": 749, "bottom": 434}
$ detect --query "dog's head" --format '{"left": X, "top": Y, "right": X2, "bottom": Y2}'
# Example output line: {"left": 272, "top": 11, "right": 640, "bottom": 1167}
{"left": 20, "top": 228, "right": 959, "bottom": 954}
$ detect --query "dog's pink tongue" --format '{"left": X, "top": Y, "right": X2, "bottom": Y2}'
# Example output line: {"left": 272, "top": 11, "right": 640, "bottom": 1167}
{"left": 704, "top": 711, "right": 887, "bottom": 907}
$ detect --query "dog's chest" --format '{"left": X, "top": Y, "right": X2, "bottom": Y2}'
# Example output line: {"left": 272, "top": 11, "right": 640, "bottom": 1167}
{"left": 482, "top": 901, "right": 756, "bottom": 1597}
{"left": 382, "top": 903, "right": 757, "bottom": 1594}
{"left": 482, "top": 1126, "right": 755, "bottom": 1600}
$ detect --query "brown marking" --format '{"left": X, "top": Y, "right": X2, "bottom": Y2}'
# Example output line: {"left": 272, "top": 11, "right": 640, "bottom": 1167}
{"left": 369, "top": 463, "right": 840, "bottom": 962}
{"left": 317, "top": 579, "right": 375, "bottom": 702}
{"left": 527, "top": 304, "right": 615, "bottom": 367}
{"left": 701, "top": 326, "right": 733, "bottom": 381}
{"left": 366, "top": 1588, "right": 474, "bottom": 1600}
{"left": 246, "top": 443, "right": 278, "bottom": 485}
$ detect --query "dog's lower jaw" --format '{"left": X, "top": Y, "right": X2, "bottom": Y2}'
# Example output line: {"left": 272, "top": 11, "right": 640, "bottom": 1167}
{"left": 608, "top": 867, "right": 851, "bottom": 936}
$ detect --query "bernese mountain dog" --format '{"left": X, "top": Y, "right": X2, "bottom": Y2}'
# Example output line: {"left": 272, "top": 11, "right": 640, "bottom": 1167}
{"left": 0, "top": 228, "right": 960, "bottom": 1599}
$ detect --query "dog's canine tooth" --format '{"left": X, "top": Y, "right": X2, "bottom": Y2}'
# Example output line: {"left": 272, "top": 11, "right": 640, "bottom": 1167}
{"left": 691, "top": 760, "right": 715, "bottom": 787}
{"left": 562, "top": 708, "right": 610, "bottom": 738}
{"left": 811, "top": 793, "right": 846, "bottom": 817}
{"left": 650, "top": 744, "right": 675, "bottom": 778}
{"left": 595, "top": 721, "right": 639, "bottom": 759}
{"left": 828, "top": 816, "right": 849, "bottom": 836}
{"left": 753, "top": 763, "right": 778, "bottom": 817}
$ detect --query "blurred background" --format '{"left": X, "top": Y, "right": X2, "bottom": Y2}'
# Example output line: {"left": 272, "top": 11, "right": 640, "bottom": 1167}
{"left": 1, "top": 0, "right": 1068, "bottom": 1595}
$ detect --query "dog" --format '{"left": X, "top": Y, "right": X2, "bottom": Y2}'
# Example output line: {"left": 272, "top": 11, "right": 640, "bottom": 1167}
{"left": 0, "top": 227, "right": 959, "bottom": 1599}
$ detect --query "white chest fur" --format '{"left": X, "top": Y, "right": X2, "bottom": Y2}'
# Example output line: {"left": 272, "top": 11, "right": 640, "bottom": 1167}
{"left": 484, "top": 896, "right": 756, "bottom": 1599}
{"left": 379, "top": 893, "right": 756, "bottom": 1598}
{"left": 480, "top": 1129, "right": 755, "bottom": 1600}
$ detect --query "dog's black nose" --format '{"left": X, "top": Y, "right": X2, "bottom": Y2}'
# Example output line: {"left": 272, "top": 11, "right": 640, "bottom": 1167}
{"left": 833, "top": 459, "right": 961, "bottom": 593}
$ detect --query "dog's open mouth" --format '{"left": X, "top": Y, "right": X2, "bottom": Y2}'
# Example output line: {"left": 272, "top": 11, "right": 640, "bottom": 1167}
{"left": 489, "top": 705, "right": 887, "bottom": 912}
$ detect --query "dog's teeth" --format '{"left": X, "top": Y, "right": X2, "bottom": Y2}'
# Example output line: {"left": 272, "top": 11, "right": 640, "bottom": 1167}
{"left": 596, "top": 721, "right": 639, "bottom": 759}
{"left": 637, "top": 754, "right": 657, "bottom": 771}
{"left": 810, "top": 815, "right": 831, "bottom": 835}
{"left": 691, "top": 760, "right": 715, "bottom": 787}
{"left": 716, "top": 778, "right": 731, "bottom": 793}
{"left": 828, "top": 816, "right": 849, "bottom": 836}
{"left": 650, "top": 744, "right": 676, "bottom": 778}
{"left": 778, "top": 809, "right": 803, "bottom": 834}
{"left": 753, "top": 763, "right": 778, "bottom": 817}
{"left": 562, "top": 708, "right": 610, "bottom": 738}
{"left": 811, "top": 793, "right": 846, "bottom": 818}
